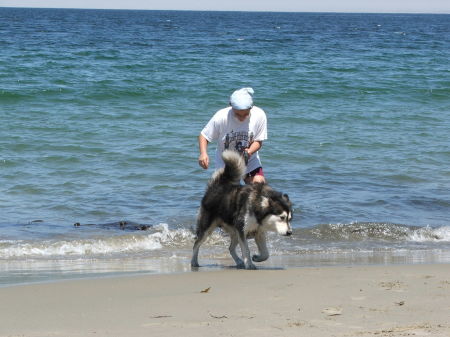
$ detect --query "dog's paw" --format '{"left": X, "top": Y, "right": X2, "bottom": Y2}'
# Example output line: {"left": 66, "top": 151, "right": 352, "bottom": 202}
{"left": 252, "top": 254, "right": 269, "bottom": 262}
{"left": 245, "top": 263, "right": 257, "bottom": 270}
{"left": 235, "top": 260, "right": 245, "bottom": 269}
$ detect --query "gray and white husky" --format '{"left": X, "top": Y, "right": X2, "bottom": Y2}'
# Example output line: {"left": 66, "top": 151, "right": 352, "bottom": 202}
{"left": 191, "top": 150, "right": 293, "bottom": 270}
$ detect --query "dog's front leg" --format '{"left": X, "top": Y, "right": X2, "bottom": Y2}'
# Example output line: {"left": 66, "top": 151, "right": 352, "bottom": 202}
{"left": 237, "top": 230, "right": 256, "bottom": 270}
{"left": 252, "top": 230, "right": 269, "bottom": 262}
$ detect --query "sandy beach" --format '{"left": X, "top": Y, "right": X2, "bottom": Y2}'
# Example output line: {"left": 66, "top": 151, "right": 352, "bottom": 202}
{"left": 1, "top": 264, "right": 449, "bottom": 337}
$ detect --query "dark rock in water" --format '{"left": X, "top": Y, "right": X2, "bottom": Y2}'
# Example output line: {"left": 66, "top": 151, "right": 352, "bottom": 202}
{"left": 73, "top": 221, "right": 152, "bottom": 231}
{"left": 138, "top": 225, "right": 152, "bottom": 230}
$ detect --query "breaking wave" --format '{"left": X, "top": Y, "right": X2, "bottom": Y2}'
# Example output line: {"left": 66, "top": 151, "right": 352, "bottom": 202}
{"left": 300, "top": 222, "right": 450, "bottom": 242}
{"left": 1, "top": 222, "right": 449, "bottom": 260}
{"left": 0, "top": 224, "right": 195, "bottom": 259}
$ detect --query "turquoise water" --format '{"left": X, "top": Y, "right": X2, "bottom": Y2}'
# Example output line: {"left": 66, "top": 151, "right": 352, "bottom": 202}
{"left": 1, "top": 8, "right": 449, "bottom": 285}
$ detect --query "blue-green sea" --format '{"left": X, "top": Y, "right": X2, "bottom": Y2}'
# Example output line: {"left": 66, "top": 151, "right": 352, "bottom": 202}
{"left": 1, "top": 8, "right": 449, "bottom": 286}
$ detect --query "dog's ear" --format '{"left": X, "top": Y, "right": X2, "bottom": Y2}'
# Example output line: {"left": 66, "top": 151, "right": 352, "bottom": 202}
{"left": 283, "top": 193, "right": 290, "bottom": 201}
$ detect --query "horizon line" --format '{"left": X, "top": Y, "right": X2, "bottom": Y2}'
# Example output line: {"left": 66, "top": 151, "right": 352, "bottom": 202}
{"left": 1, "top": 6, "right": 449, "bottom": 15}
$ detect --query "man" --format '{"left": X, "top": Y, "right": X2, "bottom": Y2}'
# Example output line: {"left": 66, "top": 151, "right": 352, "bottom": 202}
{"left": 198, "top": 87, "right": 267, "bottom": 184}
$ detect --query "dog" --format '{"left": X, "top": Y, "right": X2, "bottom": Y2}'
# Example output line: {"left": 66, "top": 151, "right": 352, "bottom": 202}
{"left": 191, "top": 150, "right": 293, "bottom": 270}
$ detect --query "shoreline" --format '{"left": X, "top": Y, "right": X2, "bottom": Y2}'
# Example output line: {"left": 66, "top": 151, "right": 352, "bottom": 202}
{"left": 1, "top": 249, "right": 450, "bottom": 288}
{"left": 1, "top": 263, "right": 449, "bottom": 337}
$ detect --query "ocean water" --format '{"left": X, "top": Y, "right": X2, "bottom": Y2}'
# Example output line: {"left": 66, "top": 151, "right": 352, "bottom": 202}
{"left": 1, "top": 8, "right": 449, "bottom": 286}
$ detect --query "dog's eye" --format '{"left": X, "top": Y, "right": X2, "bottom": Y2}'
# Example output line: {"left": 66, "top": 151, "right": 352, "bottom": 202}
{"left": 280, "top": 215, "right": 286, "bottom": 221}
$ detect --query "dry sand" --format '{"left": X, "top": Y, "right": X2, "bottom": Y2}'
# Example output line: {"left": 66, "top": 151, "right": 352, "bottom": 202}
{"left": 1, "top": 264, "right": 449, "bottom": 337}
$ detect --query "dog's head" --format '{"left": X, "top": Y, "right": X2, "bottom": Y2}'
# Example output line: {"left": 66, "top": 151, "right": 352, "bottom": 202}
{"left": 261, "top": 192, "right": 293, "bottom": 236}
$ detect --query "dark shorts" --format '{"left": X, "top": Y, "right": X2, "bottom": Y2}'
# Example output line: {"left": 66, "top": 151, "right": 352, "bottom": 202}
{"left": 246, "top": 167, "right": 264, "bottom": 178}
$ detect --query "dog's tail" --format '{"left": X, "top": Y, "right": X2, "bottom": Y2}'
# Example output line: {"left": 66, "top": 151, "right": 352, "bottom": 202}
{"left": 210, "top": 150, "right": 246, "bottom": 185}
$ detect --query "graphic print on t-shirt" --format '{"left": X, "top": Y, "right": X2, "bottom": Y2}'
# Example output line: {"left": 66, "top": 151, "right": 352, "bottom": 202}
{"left": 224, "top": 130, "right": 254, "bottom": 154}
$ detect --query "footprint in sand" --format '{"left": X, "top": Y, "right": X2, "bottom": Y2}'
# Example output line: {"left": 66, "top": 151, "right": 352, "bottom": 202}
{"left": 379, "top": 281, "right": 406, "bottom": 291}
{"left": 322, "top": 307, "right": 343, "bottom": 316}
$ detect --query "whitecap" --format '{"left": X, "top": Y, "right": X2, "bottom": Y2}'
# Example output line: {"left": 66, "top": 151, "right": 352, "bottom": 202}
{"left": 408, "top": 226, "right": 450, "bottom": 242}
{"left": 0, "top": 234, "right": 163, "bottom": 259}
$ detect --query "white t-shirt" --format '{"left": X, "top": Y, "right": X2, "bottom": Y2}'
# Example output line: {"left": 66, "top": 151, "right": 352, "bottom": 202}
{"left": 201, "top": 106, "right": 268, "bottom": 173}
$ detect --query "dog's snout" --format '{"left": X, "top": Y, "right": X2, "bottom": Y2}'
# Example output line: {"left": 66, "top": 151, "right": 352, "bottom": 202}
{"left": 286, "top": 230, "right": 293, "bottom": 236}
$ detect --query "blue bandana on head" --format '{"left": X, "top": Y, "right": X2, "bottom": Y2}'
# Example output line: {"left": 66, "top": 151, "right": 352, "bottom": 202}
{"left": 230, "top": 87, "right": 254, "bottom": 110}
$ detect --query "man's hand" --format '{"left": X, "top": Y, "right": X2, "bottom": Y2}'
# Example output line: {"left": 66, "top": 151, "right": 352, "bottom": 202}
{"left": 198, "top": 134, "right": 210, "bottom": 169}
{"left": 243, "top": 149, "right": 251, "bottom": 165}
{"left": 244, "top": 148, "right": 253, "bottom": 158}
{"left": 198, "top": 153, "right": 209, "bottom": 169}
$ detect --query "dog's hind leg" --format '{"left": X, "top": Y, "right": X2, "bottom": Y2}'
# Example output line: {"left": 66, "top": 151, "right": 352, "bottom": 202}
{"left": 237, "top": 229, "right": 257, "bottom": 270}
{"left": 252, "top": 230, "right": 269, "bottom": 262}
{"left": 191, "top": 228, "right": 214, "bottom": 268}
{"left": 191, "top": 211, "right": 217, "bottom": 268}
{"left": 191, "top": 236, "right": 204, "bottom": 268}
{"left": 228, "top": 229, "right": 245, "bottom": 268}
